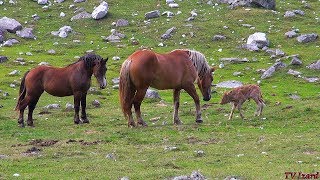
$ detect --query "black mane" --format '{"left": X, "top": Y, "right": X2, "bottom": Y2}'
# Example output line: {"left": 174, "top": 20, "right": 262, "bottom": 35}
{"left": 69, "top": 53, "right": 103, "bottom": 69}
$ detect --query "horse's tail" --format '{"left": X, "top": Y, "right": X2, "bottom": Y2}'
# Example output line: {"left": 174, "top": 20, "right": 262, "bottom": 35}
{"left": 119, "top": 59, "right": 135, "bottom": 115}
{"left": 15, "top": 71, "right": 29, "bottom": 111}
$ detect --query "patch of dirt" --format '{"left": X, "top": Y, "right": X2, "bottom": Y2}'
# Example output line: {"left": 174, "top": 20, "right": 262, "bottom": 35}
{"left": 201, "top": 103, "right": 217, "bottom": 110}
{"left": 79, "top": 140, "right": 103, "bottom": 146}
{"left": 66, "top": 139, "right": 77, "bottom": 143}
{"left": 84, "top": 130, "right": 99, "bottom": 134}
{"left": 187, "top": 136, "right": 200, "bottom": 144}
{"left": 282, "top": 105, "right": 293, "bottom": 110}
{"left": 29, "top": 139, "right": 58, "bottom": 147}
{"left": 25, "top": 146, "right": 41, "bottom": 154}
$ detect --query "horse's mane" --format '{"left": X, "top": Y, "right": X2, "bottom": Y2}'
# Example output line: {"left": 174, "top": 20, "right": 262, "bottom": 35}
{"left": 182, "top": 49, "right": 210, "bottom": 79}
{"left": 69, "top": 53, "right": 103, "bottom": 69}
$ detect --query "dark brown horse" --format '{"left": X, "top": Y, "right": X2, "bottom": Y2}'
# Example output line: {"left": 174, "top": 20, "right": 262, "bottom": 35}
{"left": 119, "top": 49, "right": 215, "bottom": 127}
{"left": 15, "top": 54, "right": 108, "bottom": 127}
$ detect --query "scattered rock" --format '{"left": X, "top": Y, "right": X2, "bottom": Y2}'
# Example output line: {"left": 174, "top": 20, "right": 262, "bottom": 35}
{"left": 0, "top": 56, "right": 8, "bottom": 63}
{"left": 162, "top": 11, "right": 174, "bottom": 18}
{"left": 0, "top": 17, "right": 22, "bottom": 33}
{"left": 44, "top": 104, "right": 61, "bottom": 110}
{"left": 303, "top": 77, "right": 319, "bottom": 83}
{"left": 74, "top": 0, "right": 85, "bottom": 3}
{"left": 261, "top": 61, "right": 286, "bottom": 79}
{"left": 227, "top": 0, "right": 276, "bottom": 10}
{"left": 220, "top": 58, "right": 249, "bottom": 63}
{"left": 3, "top": 92, "right": 9, "bottom": 97}
{"left": 290, "top": 56, "right": 302, "bottom": 65}
{"left": 289, "top": 94, "right": 300, "bottom": 100}
{"left": 112, "top": 56, "right": 120, "bottom": 61}
{"left": 145, "top": 10, "right": 160, "bottom": 19}
{"left": 112, "top": 77, "right": 120, "bottom": 85}
{"left": 287, "top": 69, "right": 302, "bottom": 76}
{"left": 284, "top": 11, "right": 296, "bottom": 18}
{"left": 38, "top": 62, "right": 49, "bottom": 66}
{"left": 92, "top": 1, "right": 109, "bottom": 20}
{"left": 285, "top": 29, "right": 299, "bottom": 38}
{"left": 102, "top": 30, "right": 126, "bottom": 43}
{"left": 71, "top": 11, "right": 91, "bottom": 21}
{"left": 194, "top": 150, "right": 205, "bottom": 157}
{"left": 216, "top": 80, "right": 243, "bottom": 88}
{"left": 168, "top": 3, "right": 179, "bottom": 8}
{"left": 161, "top": 27, "right": 176, "bottom": 40}
{"left": 307, "top": 60, "right": 320, "bottom": 70}
{"left": 116, "top": 19, "right": 129, "bottom": 27}
{"left": 92, "top": 100, "right": 100, "bottom": 107}
{"left": 0, "top": 28, "right": 5, "bottom": 43}
{"left": 0, "top": 154, "right": 8, "bottom": 159}
{"left": 233, "top": 72, "right": 242, "bottom": 76}
{"left": 60, "top": 12, "right": 66, "bottom": 17}
{"left": 212, "top": 34, "right": 226, "bottom": 41}
{"left": 247, "top": 32, "right": 269, "bottom": 49}
{"left": 105, "top": 153, "right": 116, "bottom": 161}
{"left": 65, "top": 102, "right": 74, "bottom": 111}
{"left": 112, "top": 84, "right": 119, "bottom": 89}
{"left": 145, "top": 89, "right": 160, "bottom": 99}
{"left": 9, "top": 70, "right": 19, "bottom": 76}
{"left": 297, "top": 33, "right": 318, "bottom": 43}
{"left": 224, "top": 175, "right": 244, "bottom": 180}
{"left": 173, "top": 171, "right": 206, "bottom": 180}
{"left": 265, "top": 48, "right": 285, "bottom": 59}
{"left": 16, "top": 28, "right": 35, "bottom": 39}
{"left": 51, "top": 26, "right": 73, "bottom": 38}
{"left": 48, "top": 49, "right": 56, "bottom": 54}
{"left": 37, "top": 0, "right": 48, "bottom": 5}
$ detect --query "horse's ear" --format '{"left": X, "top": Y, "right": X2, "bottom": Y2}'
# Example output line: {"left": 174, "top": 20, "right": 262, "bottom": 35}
{"left": 211, "top": 67, "right": 216, "bottom": 73}
{"left": 104, "top": 58, "right": 108, "bottom": 63}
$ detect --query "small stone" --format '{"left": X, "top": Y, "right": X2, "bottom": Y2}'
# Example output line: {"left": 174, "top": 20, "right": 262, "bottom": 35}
{"left": 105, "top": 153, "right": 116, "bottom": 160}
{"left": 38, "top": 62, "right": 49, "bottom": 66}
{"left": 212, "top": 34, "right": 226, "bottom": 41}
{"left": 287, "top": 69, "right": 302, "bottom": 76}
{"left": 112, "top": 56, "right": 120, "bottom": 61}
{"left": 3, "top": 92, "right": 9, "bottom": 97}
{"left": 44, "top": 104, "right": 61, "bottom": 109}
{"left": 65, "top": 102, "right": 74, "bottom": 111}
{"left": 116, "top": 19, "right": 129, "bottom": 27}
{"left": 0, "top": 56, "right": 8, "bottom": 63}
{"left": 92, "top": 100, "right": 100, "bottom": 107}
{"left": 112, "top": 77, "right": 120, "bottom": 85}
{"left": 297, "top": 33, "right": 318, "bottom": 43}
{"left": 9, "top": 70, "right": 19, "bottom": 76}
{"left": 145, "top": 10, "right": 160, "bottom": 19}
{"left": 168, "top": 3, "right": 179, "bottom": 8}
{"left": 290, "top": 56, "right": 302, "bottom": 65}
{"left": 306, "top": 60, "right": 320, "bottom": 69}
{"left": 233, "top": 72, "right": 242, "bottom": 76}
{"left": 194, "top": 150, "right": 205, "bottom": 157}
{"left": 60, "top": 12, "right": 65, "bottom": 17}
{"left": 145, "top": 89, "right": 160, "bottom": 99}
{"left": 48, "top": 49, "right": 56, "bottom": 54}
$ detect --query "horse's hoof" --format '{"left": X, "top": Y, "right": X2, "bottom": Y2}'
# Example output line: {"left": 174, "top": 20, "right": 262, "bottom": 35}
{"left": 174, "top": 119, "right": 182, "bottom": 125}
{"left": 82, "top": 119, "right": 90, "bottom": 124}
{"left": 196, "top": 119, "right": 203, "bottom": 123}
{"left": 138, "top": 121, "right": 148, "bottom": 127}
{"left": 74, "top": 120, "right": 80, "bottom": 124}
{"left": 18, "top": 123, "right": 25, "bottom": 128}
{"left": 128, "top": 121, "right": 136, "bottom": 128}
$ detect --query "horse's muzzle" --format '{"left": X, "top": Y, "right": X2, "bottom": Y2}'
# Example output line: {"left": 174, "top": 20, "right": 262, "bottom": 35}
{"left": 203, "top": 95, "right": 211, "bottom": 101}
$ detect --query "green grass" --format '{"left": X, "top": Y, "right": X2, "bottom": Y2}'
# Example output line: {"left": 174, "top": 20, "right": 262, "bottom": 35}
{"left": 0, "top": 0, "right": 320, "bottom": 179}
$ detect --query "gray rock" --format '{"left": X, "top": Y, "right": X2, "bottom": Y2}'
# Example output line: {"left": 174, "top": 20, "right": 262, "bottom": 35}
{"left": 145, "top": 89, "right": 160, "bottom": 99}
{"left": 162, "top": 11, "right": 174, "bottom": 17}
{"left": 168, "top": 3, "right": 179, "bottom": 8}
{"left": 16, "top": 28, "right": 35, "bottom": 39}
{"left": 228, "top": 0, "right": 275, "bottom": 10}
{"left": 161, "top": 27, "right": 176, "bottom": 40}
{"left": 0, "top": 17, "right": 22, "bottom": 33}
{"left": 92, "top": 1, "right": 109, "bottom": 20}
{"left": 241, "top": 44, "right": 260, "bottom": 51}
{"left": 26, "top": 52, "right": 33, "bottom": 56}
{"left": 233, "top": 72, "right": 242, "bottom": 76}
{"left": 216, "top": 80, "right": 243, "bottom": 88}
{"left": 48, "top": 49, "right": 56, "bottom": 54}
{"left": 116, "top": 19, "right": 129, "bottom": 27}
{"left": 266, "top": 49, "right": 285, "bottom": 58}
{"left": 38, "top": 62, "right": 49, "bottom": 66}
{"left": 54, "top": 0, "right": 65, "bottom": 3}
{"left": 71, "top": 11, "right": 91, "bottom": 21}
{"left": 290, "top": 56, "right": 302, "bottom": 65}
{"left": 102, "top": 34, "right": 121, "bottom": 43}
{"left": 120, "top": 177, "right": 129, "bottom": 180}
{"left": 112, "top": 77, "right": 120, "bottom": 85}
{"left": 247, "top": 32, "right": 269, "bottom": 49}
{"left": 145, "top": 10, "right": 160, "bottom": 19}
{"left": 220, "top": 58, "right": 249, "bottom": 63}
{"left": 37, "top": 0, "right": 48, "bottom": 5}
{"left": 0, "top": 154, "right": 8, "bottom": 159}
{"left": 173, "top": 176, "right": 189, "bottom": 180}
{"left": 74, "top": 0, "right": 85, "bottom": 3}
{"left": 65, "top": 103, "right": 74, "bottom": 111}
{"left": 74, "top": 7, "right": 85, "bottom": 14}
{"left": 186, "top": 17, "right": 195, "bottom": 21}
{"left": 285, "top": 30, "right": 298, "bottom": 38}
{"left": 44, "top": 104, "right": 61, "bottom": 109}
{"left": 194, "top": 150, "right": 205, "bottom": 157}
{"left": 307, "top": 60, "right": 320, "bottom": 70}
{"left": 166, "top": 0, "right": 174, "bottom": 3}
{"left": 92, "top": 100, "right": 100, "bottom": 107}
{"left": 0, "top": 56, "right": 8, "bottom": 63}
{"left": 9, "top": 70, "right": 19, "bottom": 76}
{"left": 105, "top": 153, "right": 116, "bottom": 160}
{"left": 52, "top": 26, "right": 73, "bottom": 38}
{"left": 0, "top": 28, "right": 5, "bottom": 43}
{"left": 297, "top": 33, "right": 318, "bottom": 43}
{"left": 190, "top": 171, "right": 206, "bottom": 180}
{"left": 304, "top": 77, "right": 319, "bottom": 83}
{"left": 293, "top": 10, "right": 305, "bottom": 16}
{"left": 224, "top": 175, "right": 244, "bottom": 180}
{"left": 112, "top": 56, "right": 120, "bottom": 61}
{"left": 289, "top": 94, "right": 300, "bottom": 100}
{"left": 32, "top": 14, "right": 40, "bottom": 21}
{"left": 212, "top": 34, "right": 226, "bottom": 41}
{"left": 261, "top": 62, "right": 286, "bottom": 79}
{"left": 284, "top": 11, "right": 295, "bottom": 18}
{"left": 287, "top": 69, "right": 302, "bottom": 76}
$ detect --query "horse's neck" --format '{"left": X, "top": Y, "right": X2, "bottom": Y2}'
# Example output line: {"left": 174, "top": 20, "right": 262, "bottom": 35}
{"left": 69, "top": 61, "right": 93, "bottom": 78}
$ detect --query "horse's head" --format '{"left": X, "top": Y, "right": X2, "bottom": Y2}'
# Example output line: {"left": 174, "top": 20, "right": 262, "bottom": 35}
{"left": 197, "top": 67, "right": 215, "bottom": 101}
{"left": 92, "top": 57, "right": 108, "bottom": 89}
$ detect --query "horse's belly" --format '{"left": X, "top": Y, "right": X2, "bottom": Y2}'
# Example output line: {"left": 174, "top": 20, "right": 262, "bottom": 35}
{"left": 45, "top": 87, "right": 73, "bottom": 97}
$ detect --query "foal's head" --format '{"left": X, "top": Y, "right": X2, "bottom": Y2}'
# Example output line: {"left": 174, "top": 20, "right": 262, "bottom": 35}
{"left": 197, "top": 67, "right": 215, "bottom": 101}
{"left": 81, "top": 53, "right": 108, "bottom": 89}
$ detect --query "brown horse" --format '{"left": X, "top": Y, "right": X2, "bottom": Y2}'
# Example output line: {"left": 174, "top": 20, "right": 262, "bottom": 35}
{"left": 119, "top": 49, "right": 215, "bottom": 127}
{"left": 15, "top": 53, "right": 108, "bottom": 127}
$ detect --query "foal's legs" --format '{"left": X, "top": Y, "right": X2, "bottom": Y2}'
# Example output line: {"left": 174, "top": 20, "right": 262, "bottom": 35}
{"left": 80, "top": 92, "right": 89, "bottom": 123}
{"left": 237, "top": 101, "right": 245, "bottom": 120}
{"left": 173, "top": 89, "right": 182, "bottom": 125}
{"left": 228, "top": 103, "right": 236, "bottom": 120}
{"left": 133, "top": 87, "right": 148, "bottom": 126}
{"left": 184, "top": 85, "right": 202, "bottom": 123}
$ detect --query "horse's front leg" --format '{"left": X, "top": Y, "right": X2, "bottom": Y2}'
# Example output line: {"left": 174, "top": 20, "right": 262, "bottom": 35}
{"left": 184, "top": 85, "right": 203, "bottom": 123}
{"left": 73, "top": 92, "right": 81, "bottom": 124}
{"left": 173, "top": 89, "right": 182, "bottom": 125}
{"left": 80, "top": 92, "right": 89, "bottom": 123}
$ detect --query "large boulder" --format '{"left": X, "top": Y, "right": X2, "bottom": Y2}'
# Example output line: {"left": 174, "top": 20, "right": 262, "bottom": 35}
{"left": 16, "top": 28, "right": 35, "bottom": 39}
{"left": 297, "top": 33, "right": 318, "bottom": 43}
{"left": 222, "top": 0, "right": 276, "bottom": 10}
{"left": 247, "top": 32, "right": 269, "bottom": 49}
{"left": 0, "top": 17, "right": 22, "bottom": 33}
{"left": 92, "top": 1, "right": 108, "bottom": 20}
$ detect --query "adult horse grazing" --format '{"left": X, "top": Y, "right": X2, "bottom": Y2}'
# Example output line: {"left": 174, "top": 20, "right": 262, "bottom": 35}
{"left": 15, "top": 54, "right": 108, "bottom": 127}
{"left": 119, "top": 49, "right": 215, "bottom": 127}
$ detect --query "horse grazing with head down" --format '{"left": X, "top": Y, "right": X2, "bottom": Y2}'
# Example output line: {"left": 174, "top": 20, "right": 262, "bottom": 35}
{"left": 119, "top": 49, "right": 215, "bottom": 127}
{"left": 15, "top": 53, "right": 108, "bottom": 127}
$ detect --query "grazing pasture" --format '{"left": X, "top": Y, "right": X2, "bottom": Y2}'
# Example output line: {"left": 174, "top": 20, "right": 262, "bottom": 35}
{"left": 0, "top": 0, "right": 319, "bottom": 179}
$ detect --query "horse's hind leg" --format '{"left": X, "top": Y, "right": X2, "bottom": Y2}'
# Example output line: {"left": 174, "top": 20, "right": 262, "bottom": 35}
{"left": 27, "top": 96, "right": 40, "bottom": 127}
{"left": 80, "top": 93, "right": 89, "bottom": 123}
{"left": 173, "top": 89, "right": 182, "bottom": 125}
{"left": 17, "top": 96, "right": 31, "bottom": 127}
{"left": 253, "top": 98, "right": 261, "bottom": 116}
{"left": 133, "top": 88, "right": 148, "bottom": 126}
{"left": 184, "top": 85, "right": 202, "bottom": 123}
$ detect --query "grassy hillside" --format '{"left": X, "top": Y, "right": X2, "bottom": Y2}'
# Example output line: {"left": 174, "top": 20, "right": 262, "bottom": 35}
{"left": 0, "top": 0, "right": 319, "bottom": 179}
